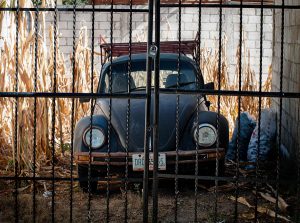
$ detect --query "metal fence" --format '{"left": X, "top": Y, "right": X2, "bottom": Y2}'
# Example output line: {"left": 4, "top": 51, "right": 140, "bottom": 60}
{"left": 0, "top": 0, "right": 300, "bottom": 222}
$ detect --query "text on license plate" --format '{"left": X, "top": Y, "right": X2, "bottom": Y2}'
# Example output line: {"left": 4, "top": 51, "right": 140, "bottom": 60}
{"left": 132, "top": 153, "right": 166, "bottom": 171}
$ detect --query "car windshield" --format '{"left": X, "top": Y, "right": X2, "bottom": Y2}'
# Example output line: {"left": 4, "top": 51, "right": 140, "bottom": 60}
{"left": 100, "top": 59, "right": 202, "bottom": 93}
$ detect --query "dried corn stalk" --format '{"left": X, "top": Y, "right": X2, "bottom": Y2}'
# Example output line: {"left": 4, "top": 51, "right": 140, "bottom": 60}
{"left": 0, "top": 0, "right": 97, "bottom": 173}
{"left": 0, "top": 2, "right": 271, "bottom": 173}
{"left": 200, "top": 38, "right": 271, "bottom": 136}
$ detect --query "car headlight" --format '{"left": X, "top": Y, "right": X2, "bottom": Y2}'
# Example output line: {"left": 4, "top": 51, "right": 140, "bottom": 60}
{"left": 193, "top": 124, "right": 217, "bottom": 147}
{"left": 83, "top": 127, "right": 105, "bottom": 149}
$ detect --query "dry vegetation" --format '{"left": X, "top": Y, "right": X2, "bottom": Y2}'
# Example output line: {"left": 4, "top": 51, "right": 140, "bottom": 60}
{"left": 0, "top": 0, "right": 97, "bottom": 173}
{"left": 200, "top": 37, "right": 272, "bottom": 132}
{"left": 0, "top": 1, "right": 271, "bottom": 174}
{"left": 2, "top": 2, "right": 298, "bottom": 223}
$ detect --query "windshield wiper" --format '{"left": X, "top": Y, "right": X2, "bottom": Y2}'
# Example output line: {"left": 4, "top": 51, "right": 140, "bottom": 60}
{"left": 110, "top": 86, "right": 150, "bottom": 93}
{"left": 130, "top": 86, "right": 148, "bottom": 91}
{"left": 166, "top": 81, "right": 196, "bottom": 88}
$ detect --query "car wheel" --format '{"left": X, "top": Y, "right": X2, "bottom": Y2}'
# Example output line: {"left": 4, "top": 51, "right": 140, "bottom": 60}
{"left": 77, "top": 165, "right": 98, "bottom": 193}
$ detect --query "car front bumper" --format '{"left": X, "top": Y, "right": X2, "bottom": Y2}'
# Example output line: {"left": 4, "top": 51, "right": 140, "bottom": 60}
{"left": 75, "top": 148, "right": 225, "bottom": 166}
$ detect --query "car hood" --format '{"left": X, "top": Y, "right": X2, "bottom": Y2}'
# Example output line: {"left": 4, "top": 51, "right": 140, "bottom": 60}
{"left": 95, "top": 93, "right": 199, "bottom": 152}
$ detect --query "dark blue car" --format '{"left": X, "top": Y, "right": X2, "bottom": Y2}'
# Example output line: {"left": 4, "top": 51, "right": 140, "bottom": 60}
{"left": 74, "top": 52, "right": 229, "bottom": 192}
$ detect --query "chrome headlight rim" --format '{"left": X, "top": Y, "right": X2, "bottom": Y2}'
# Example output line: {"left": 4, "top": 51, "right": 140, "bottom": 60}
{"left": 193, "top": 123, "right": 217, "bottom": 147}
{"left": 83, "top": 126, "right": 106, "bottom": 149}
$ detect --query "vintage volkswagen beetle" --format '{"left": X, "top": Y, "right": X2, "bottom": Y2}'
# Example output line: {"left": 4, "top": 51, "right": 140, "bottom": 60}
{"left": 74, "top": 50, "right": 229, "bottom": 192}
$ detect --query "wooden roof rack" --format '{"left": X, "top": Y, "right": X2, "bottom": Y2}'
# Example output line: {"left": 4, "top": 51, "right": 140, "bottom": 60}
{"left": 100, "top": 33, "right": 199, "bottom": 64}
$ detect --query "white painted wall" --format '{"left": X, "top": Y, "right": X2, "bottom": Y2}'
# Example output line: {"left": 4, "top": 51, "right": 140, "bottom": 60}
{"left": 43, "top": 6, "right": 273, "bottom": 80}
{"left": 272, "top": 0, "right": 300, "bottom": 160}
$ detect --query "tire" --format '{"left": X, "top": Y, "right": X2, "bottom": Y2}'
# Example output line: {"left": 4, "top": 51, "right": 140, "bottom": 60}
{"left": 77, "top": 165, "right": 98, "bottom": 193}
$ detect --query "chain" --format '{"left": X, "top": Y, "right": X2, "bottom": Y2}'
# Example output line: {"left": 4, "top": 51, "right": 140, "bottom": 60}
{"left": 194, "top": 97, "right": 200, "bottom": 221}
{"left": 234, "top": 1, "right": 242, "bottom": 222}
{"left": 174, "top": 0, "right": 182, "bottom": 221}
{"left": 70, "top": 0, "right": 76, "bottom": 222}
{"left": 33, "top": 1, "right": 39, "bottom": 222}
{"left": 106, "top": 1, "right": 114, "bottom": 221}
{"left": 275, "top": 0, "right": 285, "bottom": 221}
{"left": 51, "top": 0, "right": 58, "bottom": 222}
{"left": 88, "top": 1, "right": 95, "bottom": 222}
{"left": 194, "top": 0, "right": 202, "bottom": 221}
{"left": 254, "top": 1, "right": 264, "bottom": 221}
{"left": 214, "top": 1, "right": 222, "bottom": 221}
{"left": 124, "top": 0, "right": 133, "bottom": 221}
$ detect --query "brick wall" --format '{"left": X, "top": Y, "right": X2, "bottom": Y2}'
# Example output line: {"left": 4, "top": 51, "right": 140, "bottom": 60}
{"left": 44, "top": 6, "right": 273, "bottom": 80}
{"left": 272, "top": 0, "right": 300, "bottom": 168}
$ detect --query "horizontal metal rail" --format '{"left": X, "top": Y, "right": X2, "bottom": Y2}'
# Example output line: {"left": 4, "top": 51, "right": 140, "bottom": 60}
{"left": 1, "top": 4, "right": 300, "bottom": 12}
{"left": 159, "top": 89, "right": 300, "bottom": 98}
{"left": 157, "top": 173, "right": 298, "bottom": 185}
{"left": 0, "top": 7, "right": 149, "bottom": 12}
{"left": 0, "top": 92, "right": 147, "bottom": 99}
{"left": 160, "top": 4, "right": 300, "bottom": 9}
{"left": 89, "top": 0, "right": 274, "bottom": 6}
{"left": 0, "top": 176, "right": 143, "bottom": 182}
{"left": 0, "top": 90, "right": 299, "bottom": 98}
{"left": 1, "top": 175, "right": 298, "bottom": 185}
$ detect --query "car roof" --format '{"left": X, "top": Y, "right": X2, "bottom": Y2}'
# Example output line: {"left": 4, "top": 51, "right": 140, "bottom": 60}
{"left": 101, "top": 53, "right": 197, "bottom": 71}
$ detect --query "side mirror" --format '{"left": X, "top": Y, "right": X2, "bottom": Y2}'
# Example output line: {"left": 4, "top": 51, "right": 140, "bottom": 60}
{"left": 204, "top": 82, "right": 214, "bottom": 90}
{"left": 79, "top": 98, "right": 90, "bottom": 103}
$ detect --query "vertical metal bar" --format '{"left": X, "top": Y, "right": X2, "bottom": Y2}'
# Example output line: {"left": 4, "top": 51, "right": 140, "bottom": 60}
{"left": 142, "top": 0, "right": 153, "bottom": 220}
{"left": 152, "top": 0, "right": 160, "bottom": 220}
{"left": 13, "top": 0, "right": 20, "bottom": 222}
{"left": 275, "top": 0, "right": 285, "bottom": 222}
{"left": 107, "top": 1, "right": 114, "bottom": 221}
{"left": 235, "top": 1, "right": 243, "bottom": 222}
{"left": 214, "top": 1, "right": 222, "bottom": 221}
{"left": 32, "top": 2, "right": 39, "bottom": 222}
{"left": 254, "top": 0, "right": 264, "bottom": 221}
{"left": 51, "top": 0, "right": 58, "bottom": 221}
{"left": 174, "top": 0, "right": 181, "bottom": 221}
{"left": 194, "top": 1, "right": 202, "bottom": 222}
{"left": 70, "top": 0, "right": 76, "bottom": 222}
{"left": 125, "top": 1, "right": 133, "bottom": 220}
{"left": 297, "top": 111, "right": 300, "bottom": 223}
{"left": 297, "top": 144, "right": 300, "bottom": 222}
{"left": 88, "top": 0, "right": 95, "bottom": 222}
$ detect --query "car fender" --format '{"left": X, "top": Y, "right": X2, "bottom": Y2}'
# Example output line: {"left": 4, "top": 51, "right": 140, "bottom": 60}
{"left": 73, "top": 115, "right": 109, "bottom": 153}
{"left": 192, "top": 111, "right": 229, "bottom": 151}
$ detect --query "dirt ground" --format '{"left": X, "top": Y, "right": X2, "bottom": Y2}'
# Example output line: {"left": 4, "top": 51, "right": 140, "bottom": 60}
{"left": 0, "top": 180, "right": 297, "bottom": 222}
{"left": 0, "top": 158, "right": 298, "bottom": 223}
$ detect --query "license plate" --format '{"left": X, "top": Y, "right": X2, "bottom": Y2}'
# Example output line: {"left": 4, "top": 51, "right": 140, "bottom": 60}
{"left": 132, "top": 153, "right": 166, "bottom": 171}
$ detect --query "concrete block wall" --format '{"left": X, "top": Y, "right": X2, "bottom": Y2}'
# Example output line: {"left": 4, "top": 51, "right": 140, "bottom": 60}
{"left": 272, "top": 0, "right": 300, "bottom": 166}
{"left": 43, "top": 6, "right": 273, "bottom": 80}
